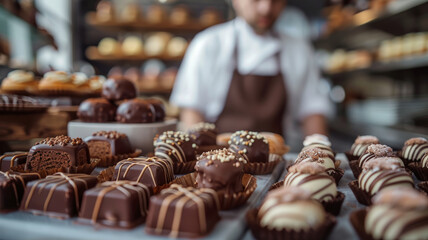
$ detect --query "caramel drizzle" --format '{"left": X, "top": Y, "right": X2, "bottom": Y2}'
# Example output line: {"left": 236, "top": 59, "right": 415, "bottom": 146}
{"left": 0, "top": 153, "right": 27, "bottom": 168}
{"left": 116, "top": 158, "right": 174, "bottom": 186}
{"left": 359, "top": 170, "right": 413, "bottom": 196}
{"left": 403, "top": 143, "right": 428, "bottom": 161}
{"left": 155, "top": 184, "right": 219, "bottom": 238}
{"left": 23, "top": 173, "right": 92, "bottom": 212}
{"left": 90, "top": 181, "right": 150, "bottom": 224}
{"left": 155, "top": 142, "right": 186, "bottom": 163}
{"left": 284, "top": 172, "right": 335, "bottom": 201}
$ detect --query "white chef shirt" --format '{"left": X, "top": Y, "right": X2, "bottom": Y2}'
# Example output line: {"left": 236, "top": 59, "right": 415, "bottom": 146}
{"left": 170, "top": 17, "right": 331, "bottom": 131}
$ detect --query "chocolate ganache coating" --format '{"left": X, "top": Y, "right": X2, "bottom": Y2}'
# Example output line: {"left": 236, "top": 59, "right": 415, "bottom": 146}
{"left": 25, "top": 136, "right": 90, "bottom": 171}
{"left": 84, "top": 131, "right": 133, "bottom": 157}
{"left": 195, "top": 148, "right": 246, "bottom": 194}
{"left": 154, "top": 131, "right": 198, "bottom": 163}
{"left": 146, "top": 98, "right": 166, "bottom": 122}
{"left": 0, "top": 171, "right": 41, "bottom": 211}
{"left": 229, "top": 130, "right": 269, "bottom": 163}
{"left": 0, "top": 152, "right": 28, "bottom": 171}
{"left": 188, "top": 122, "right": 217, "bottom": 146}
{"left": 145, "top": 184, "right": 220, "bottom": 238}
{"left": 101, "top": 77, "right": 137, "bottom": 101}
{"left": 365, "top": 188, "right": 428, "bottom": 240}
{"left": 116, "top": 98, "right": 156, "bottom": 123}
{"left": 402, "top": 137, "right": 428, "bottom": 162}
{"left": 77, "top": 98, "right": 117, "bottom": 122}
{"left": 20, "top": 173, "right": 98, "bottom": 218}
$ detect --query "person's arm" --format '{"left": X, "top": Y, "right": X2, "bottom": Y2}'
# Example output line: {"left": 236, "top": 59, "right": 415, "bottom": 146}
{"left": 302, "top": 114, "right": 328, "bottom": 136}
{"left": 180, "top": 108, "right": 205, "bottom": 130}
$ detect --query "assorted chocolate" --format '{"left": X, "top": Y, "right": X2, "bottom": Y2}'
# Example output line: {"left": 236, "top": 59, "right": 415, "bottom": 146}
{"left": 101, "top": 77, "right": 137, "bottom": 101}
{"left": 188, "top": 122, "right": 217, "bottom": 146}
{"left": 0, "top": 152, "right": 28, "bottom": 172}
{"left": 0, "top": 171, "right": 41, "bottom": 212}
{"left": 116, "top": 98, "right": 156, "bottom": 123}
{"left": 145, "top": 184, "right": 220, "bottom": 238}
{"left": 153, "top": 131, "right": 197, "bottom": 163}
{"left": 77, "top": 98, "right": 117, "bottom": 122}
{"left": 228, "top": 130, "right": 269, "bottom": 163}
{"left": 21, "top": 173, "right": 98, "bottom": 218}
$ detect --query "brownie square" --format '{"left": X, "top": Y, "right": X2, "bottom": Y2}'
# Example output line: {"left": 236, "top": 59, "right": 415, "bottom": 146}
{"left": 112, "top": 157, "right": 174, "bottom": 188}
{"left": 0, "top": 152, "right": 28, "bottom": 172}
{"left": 78, "top": 181, "right": 151, "bottom": 229}
{"left": 20, "top": 173, "right": 97, "bottom": 218}
{"left": 145, "top": 184, "right": 220, "bottom": 238}
{"left": 0, "top": 171, "right": 41, "bottom": 212}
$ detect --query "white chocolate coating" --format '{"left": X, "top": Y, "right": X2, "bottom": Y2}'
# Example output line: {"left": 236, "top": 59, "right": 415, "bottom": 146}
{"left": 358, "top": 169, "right": 413, "bottom": 196}
{"left": 402, "top": 138, "right": 428, "bottom": 162}
{"left": 303, "top": 134, "right": 331, "bottom": 147}
{"left": 294, "top": 155, "right": 336, "bottom": 170}
{"left": 283, "top": 172, "right": 337, "bottom": 202}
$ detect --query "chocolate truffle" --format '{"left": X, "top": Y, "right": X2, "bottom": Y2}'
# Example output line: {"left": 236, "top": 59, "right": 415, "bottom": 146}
{"left": 402, "top": 137, "right": 428, "bottom": 162}
{"left": 188, "top": 122, "right": 217, "bottom": 146}
{"left": 78, "top": 181, "right": 151, "bottom": 229}
{"left": 154, "top": 131, "right": 197, "bottom": 163}
{"left": 21, "top": 173, "right": 97, "bottom": 218}
{"left": 365, "top": 188, "right": 428, "bottom": 239}
{"left": 294, "top": 147, "right": 336, "bottom": 171}
{"left": 146, "top": 98, "right": 166, "bottom": 122}
{"left": 116, "top": 98, "right": 156, "bottom": 123}
{"left": 25, "top": 136, "right": 90, "bottom": 171}
{"left": 358, "top": 159, "right": 413, "bottom": 197}
{"left": 422, "top": 153, "right": 428, "bottom": 168}
{"left": 302, "top": 134, "right": 335, "bottom": 159}
{"left": 349, "top": 135, "right": 379, "bottom": 157}
{"left": 258, "top": 186, "right": 326, "bottom": 231}
{"left": 229, "top": 130, "right": 269, "bottom": 163}
{"left": 0, "top": 171, "right": 40, "bottom": 212}
{"left": 0, "top": 152, "right": 27, "bottom": 172}
{"left": 84, "top": 131, "right": 133, "bottom": 159}
{"left": 77, "top": 98, "right": 117, "bottom": 122}
{"left": 284, "top": 162, "right": 337, "bottom": 202}
{"left": 112, "top": 157, "right": 174, "bottom": 188}
{"left": 195, "top": 148, "right": 246, "bottom": 194}
{"left": 358, "top": 144, "right": 394, "bottom": 168}
{"left": 101, "top": 77, "right": 137, "bottom": 101}
{"left": 145, "top": 184, "right": 220, "bottom": 238}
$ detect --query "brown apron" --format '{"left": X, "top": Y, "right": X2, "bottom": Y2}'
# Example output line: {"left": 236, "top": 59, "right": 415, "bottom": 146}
{"left": 215, "top": 35, "right": 287, "bottom": 134}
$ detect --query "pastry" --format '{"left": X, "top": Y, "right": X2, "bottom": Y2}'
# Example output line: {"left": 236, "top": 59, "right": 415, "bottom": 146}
{"left": 96, "top": 0, "right": 114, "bottom": 22}
{"left": 121, "top": 36, "right": 144, "bottom": 56}
{"left": 38, "top": 71, "right": 77, "bottom": 91}
{"left": 146, "top": 5, "right": 166, "bottom": 24}
{"left": 170, "top": 5, "right": 190, "bottom": 25}
{"left": 116, "top": 98, "right": 155, "bottom": 123}
{"left": 88, "top": 75, "right": 106, "bottom": 92}
{"left": 144, "top": 32, "right": 172, "bottom": 56}
{"left": 119, "top": 3, "right": 140, "bottom": 23}
{"left": 1, "top": 70, "right": 38, "bottom": 92}
{"left": 97, "top": 38, "right": 121, "bottom": 56}
{"left": 166, "top": 37, "right": 187, "bottom": 57}
{"left": 77, "top": 98, "right": 117, "bottom": 122}
{"left": 102, "top": 77, "right": 137, "bottom": 101}
{"left": 229, "top": 130, "right": 269, "bottom": 163}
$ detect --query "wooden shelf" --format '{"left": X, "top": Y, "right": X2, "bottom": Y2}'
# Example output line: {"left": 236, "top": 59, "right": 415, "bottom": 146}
{"left": 85, "top": 46, "right": 183, "bottom": 62}
{"left": 139, "top": 87, "right": 172, "bottom": 95}
{"left": 85, "top": 12, "right": 217, "bottom": 33}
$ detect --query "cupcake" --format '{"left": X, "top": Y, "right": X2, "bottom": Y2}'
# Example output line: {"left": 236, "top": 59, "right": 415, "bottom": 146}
{"left": 401, "top": 137, "right": 428, "bottom": 165}
{"left": 351, "top": 188, "right": 428, "bottom": 240}
{"left": 1, "top": 70, "right": 38, "bottom": 93}
{"left": 247, "top": 187, "right": 335, "bottom": 240}
{"left": 284, "top": 162, "right": 344, "bottom": 215}
{"left": 350, "top": 144, "right": 396, "bottom": 178}
{"left": 349, "top": 157, "right": 414, "bottom": 205}
{"left": 347, "top": 135, "right": 379, "bottom": 161}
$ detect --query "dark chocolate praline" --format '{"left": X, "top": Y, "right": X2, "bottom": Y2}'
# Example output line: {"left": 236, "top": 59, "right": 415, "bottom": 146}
{"left": 116, "top": 98, "right": 156, "bottom": 123}
{"left": 77, "top": 98, "right": 117, "bottom": 122}
{"left": 101, "top": 77, "right": 137, "bottom": 101}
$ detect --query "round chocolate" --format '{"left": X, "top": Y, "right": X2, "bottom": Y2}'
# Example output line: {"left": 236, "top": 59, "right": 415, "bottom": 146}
{"left": 358, "top": 144, "right": 394, "bottom": 168}
{"left": 188, "top": 122, "right": 217, "bottom": 146}
{"left": 358, "top": 168, "right": 413, "bottom": 197}
{"left": 402, "top": 137, "right": 428, "bottom": 162}
{"left": 350, "top": 135, "right": 379, "bottom": 157}
{"left": 154, "top": 131, "right": 197, "bottom": 163}
{"left": 77, "top": 98, "right": 116, "bottom": 122}
{"left": 146, "top": 98, "right": 166, "bottom": 122}
{"left": 228, "top": 130, "right": 269, "bottom": 163}
{"left": 195, "top": 148, "right": 245, "bottom": 194}
{"left": 294, "top": 148, "right": 336, "bottom": 170}
{"left": 101, "top": 77, "right": 137, "bottom": 101}
{"left": 116, "top": 99, "right": 155, "bottom": 123}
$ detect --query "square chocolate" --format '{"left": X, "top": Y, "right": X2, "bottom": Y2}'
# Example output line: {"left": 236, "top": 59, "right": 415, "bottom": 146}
{"left": 0, "top": 171, "right": 41, "bottom": 212}
{"left": 20, "top": 173, "right": 97, "bottom": 218}
{"left": 84, "top": 131, "right": 134, "bottom": 159}
{"left": 78, "top": 181, "right": 151, "bottom": 229}
{"left": 0, "top": 152, "right": 28, "bottom": 172}
{"left": 112, "top": 157, "right": 174, "bottom": 188}
{"left": 145, "top": 184, "right": 220, "bottom": 238}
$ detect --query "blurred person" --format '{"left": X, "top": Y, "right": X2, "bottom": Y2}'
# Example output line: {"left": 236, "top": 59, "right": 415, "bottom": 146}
{"left": 170, "top": 0, "right": 331, "bottom": 136}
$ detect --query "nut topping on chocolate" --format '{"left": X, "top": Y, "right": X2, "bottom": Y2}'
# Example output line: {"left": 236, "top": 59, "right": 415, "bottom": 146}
{"left": 366, "top": 144, "right": 394, "bottom": 157}
{"left": 36, "top": 135, "right": 83, "bottom": 146}
{"left": 197, "top": 148, "right": 246, "bottom": 164}
{"left": 92, "top": 130, "right": 126, "bottom": 139}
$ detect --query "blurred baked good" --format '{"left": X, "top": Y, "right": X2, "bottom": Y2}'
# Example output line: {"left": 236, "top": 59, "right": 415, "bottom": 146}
{"left": 145, "top": 32, "right": 172, "bottom": 56}
{"left": 260, "top": 132, "right": 289, "bottom": 155}
{"left": 200, "top": 9, "right": 222, "bottom": 26}
{"left": 170, "top": 5, "right": 190, "bottom": 25}
{"left": 146, "top": 5, "right": 166, "bottom": 24}
{"left": 96, "top": 0, "right": 114, "bottom": 22}
{"left": 107, "top": 66, "right": 123, "bottom": 79}
{"left": 166, "top": 37, "right": 188, "bottom": 57}
{"left": 38, "top": 71, "right": 76, "bottom": 91}
{"left": 1, "top": 70, "right": 38, "bottom": 92}
{"left": 70, "top": 72, "right": 90, "bottom": 91}
{"left": 159, "top": 67, "right": 177, "bottom": 89}
{"left": 88, "top": 75, "right": 106, "bottom": 92}
{"left": 102, "top": 77, "right": 137, "bottom": 101}
{"left": 120, "top": 3, "right": 140, "bottom": 23}
{"left": 121, "top": 36, "right": 144, "bottom": 56}
{"left": 123, "top": 67, "right": 140, "bottom": 90}
{"left": 98, "top": 38, "right": 121, "bottom": 56}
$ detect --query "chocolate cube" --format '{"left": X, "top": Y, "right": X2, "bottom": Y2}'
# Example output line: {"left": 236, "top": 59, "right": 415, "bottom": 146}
{"left": 20, "top": 173, "right": 97, "bottom": 218}
{"left": 0, "top": 152, "right": 28, "bottom": 171}
{"left": 84, "top": 131, "right": 134, "bottom": 159}
{"left": 0, "top": 171, "right": 40, "bottom": 212}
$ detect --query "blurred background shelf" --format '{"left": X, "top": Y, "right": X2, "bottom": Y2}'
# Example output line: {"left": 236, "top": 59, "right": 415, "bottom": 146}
{"left": 85, "top": 46, "right": 184, "bottom": 62}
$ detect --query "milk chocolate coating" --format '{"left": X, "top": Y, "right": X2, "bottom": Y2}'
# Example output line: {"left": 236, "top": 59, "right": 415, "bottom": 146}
{"left": 146, "top": 98, "right": 166, "bottom": 122}
{"left": 79, "top": 181, "right": 151, "bottom": 229}
{"left": 112, "top": 157, "right": 174, "bottom": 188}
{"left": 25, "top": 136, "right": 90, "bottom": 171}
{"left": 0, "top": 152, "right": 27, "bottom": 171}
{"left": 229, "top": 131, "right": 269, "bottom": 163}
{"left": 101, "top": 77, "right": 137, "bottom": 101}
{"left": 84, "top": 131, "right": 133, "bottom": 157}
{"left": 77, "top": 98, "right": 117, "bottom": 122}
{"left": 145, "top": 184, "right": 220, "bottom": 238}
{"left": 0, "top": 171, "right": 40, "bottom": 211}
{"left": 20, "top": 173, "right": 97, "bottom": 218}
{"left": 116, "top": 98, "right": 156, "bottom": 123}
{"left": 154, "top": 131, "right": 197, "bottom": 163}
{"left": 188, "top": 123, "right": 217, "bottom": 146}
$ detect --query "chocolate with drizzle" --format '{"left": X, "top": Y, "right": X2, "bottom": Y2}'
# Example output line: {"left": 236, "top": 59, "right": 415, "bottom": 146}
{"left": 0, "top": 152, "right": 27, "bottom": 171}
{"left": 0, "top": 171, "right": 40, "bottom": 211}
{"left": 402, "top": 137, "right": 428, "bottom": 162}
{"left": 154, "top": 131, "right": 197, "bottom": 163}
{"left": 358, "top": 169, "right": 413, "bottom": 196}
{"left": 228, "top": 130, "right": 269, "bottom": 163}
{"left": 188, "top": 122, "right": 217, "bottom": 146}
